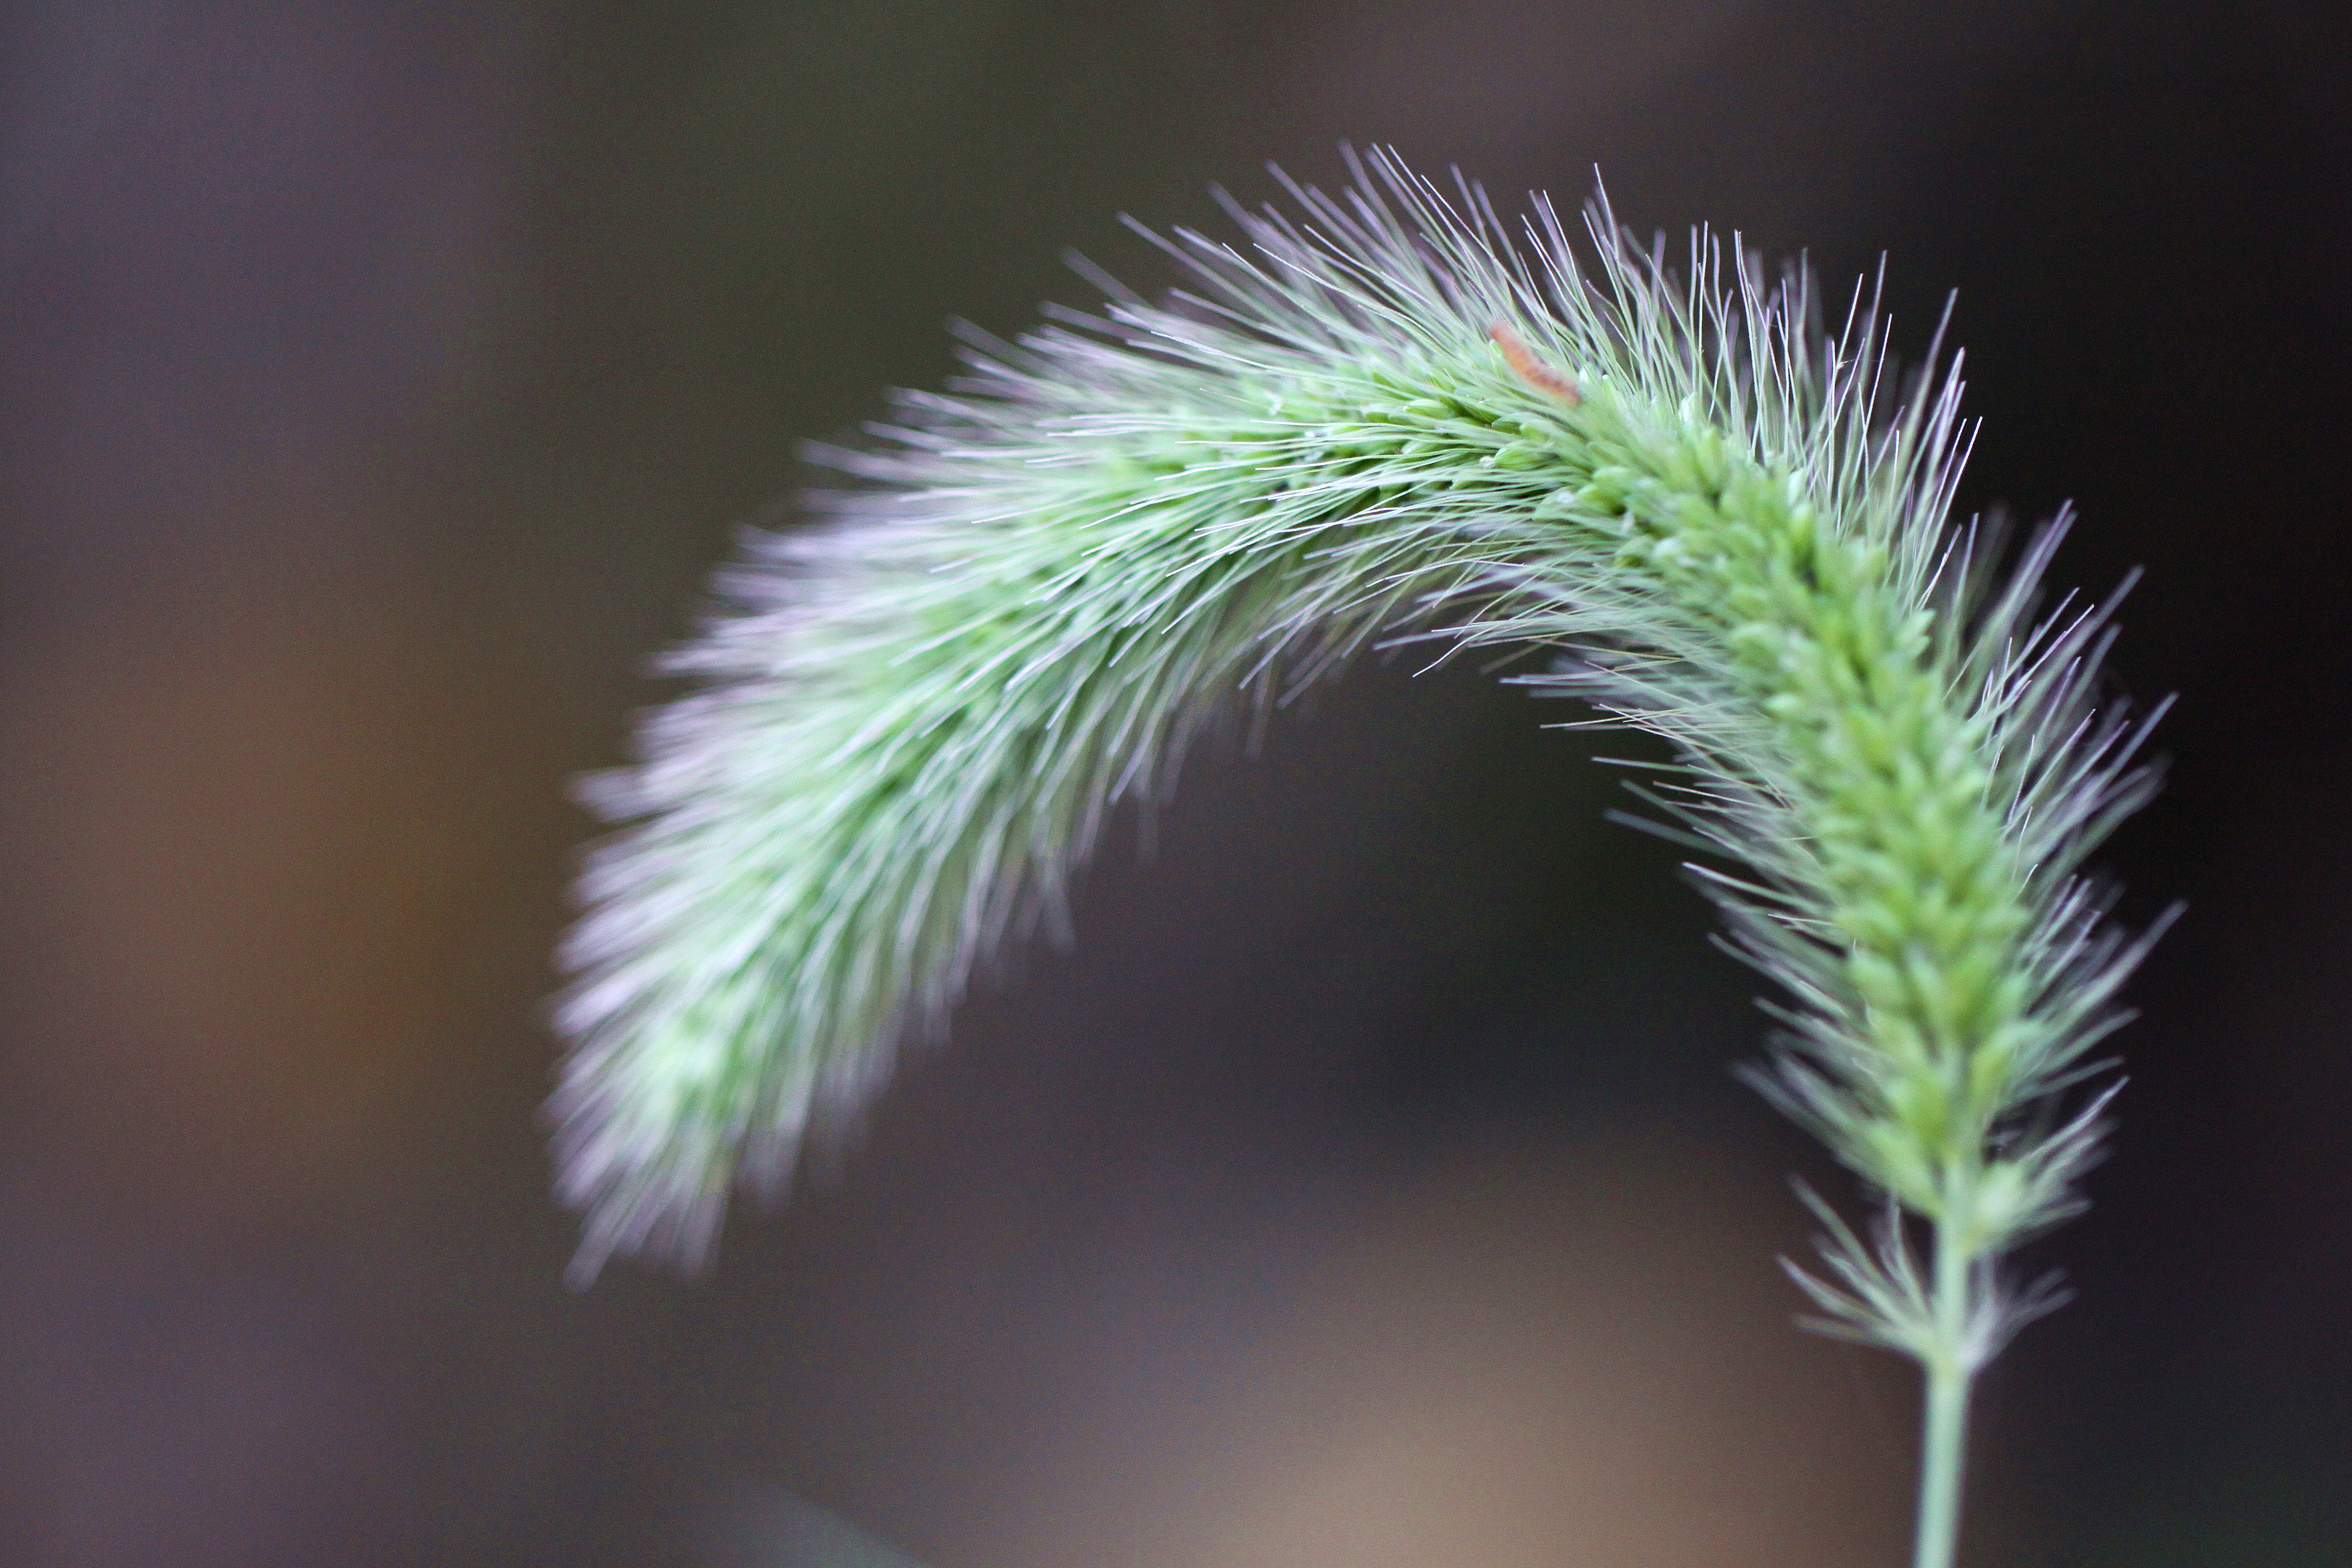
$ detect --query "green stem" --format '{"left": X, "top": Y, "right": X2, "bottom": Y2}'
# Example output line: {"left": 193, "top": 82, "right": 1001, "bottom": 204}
{"left": 1912, "top": 1223, "right": 1976, "bottom": 1568}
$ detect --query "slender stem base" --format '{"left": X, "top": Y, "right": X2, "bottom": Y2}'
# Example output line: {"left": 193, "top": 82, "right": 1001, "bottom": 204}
{"left": 1911, "top": 1229, "right": 1976, "bottom": 1568}
{"left": 1913, "top": 1354, "right": 1973, "bottom": 1568}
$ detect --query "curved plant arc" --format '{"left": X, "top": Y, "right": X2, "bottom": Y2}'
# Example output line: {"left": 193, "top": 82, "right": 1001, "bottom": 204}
{"left": 554, "top": 150, "right": 2168, "bottom": 1568}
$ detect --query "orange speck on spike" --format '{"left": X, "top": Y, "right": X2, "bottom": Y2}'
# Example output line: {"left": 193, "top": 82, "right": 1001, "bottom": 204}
{"left": 1489, "top": 321, "right": 1581, "bottom": 405}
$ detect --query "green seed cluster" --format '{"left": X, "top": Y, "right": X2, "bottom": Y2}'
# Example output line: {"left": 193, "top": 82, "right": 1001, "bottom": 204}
{"left": 555, "top": 154, "right": 2160, "bottom": 1356}
{"left": 1546, "top": 390, "right": 2058, "bottom": 1257}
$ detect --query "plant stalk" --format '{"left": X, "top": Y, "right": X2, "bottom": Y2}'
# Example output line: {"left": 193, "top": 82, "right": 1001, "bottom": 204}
{"left": 1912, "top": 1222, "right": 1976, "bottom": 1568}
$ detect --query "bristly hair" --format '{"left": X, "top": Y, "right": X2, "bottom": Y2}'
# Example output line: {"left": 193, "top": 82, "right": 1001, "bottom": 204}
{"left": 552, "top": 148, "right": 2166, "bottom": 1343}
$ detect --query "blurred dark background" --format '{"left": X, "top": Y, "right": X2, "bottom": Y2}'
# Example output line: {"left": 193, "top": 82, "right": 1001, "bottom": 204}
{"left": 1, "top": 2, "right": 2347, "bottom": 1564}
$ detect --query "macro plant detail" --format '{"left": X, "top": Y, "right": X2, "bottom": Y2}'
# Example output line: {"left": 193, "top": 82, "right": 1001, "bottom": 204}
{"left": 555, "top": 151, "right": 2167, "bottom": 1568}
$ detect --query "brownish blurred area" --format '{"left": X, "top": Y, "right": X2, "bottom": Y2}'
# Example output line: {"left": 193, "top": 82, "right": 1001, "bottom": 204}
{"left": 995, "top": 1127, "right": 1911, "bottom": 1568}
{"left": 1, "top": 2, "right": 2348, "bottom": 1565}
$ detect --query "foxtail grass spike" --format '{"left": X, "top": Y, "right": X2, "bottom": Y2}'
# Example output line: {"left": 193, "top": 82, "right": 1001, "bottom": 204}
{"left": 553, "top": 157, "right": 2166, "bottom": 1487}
